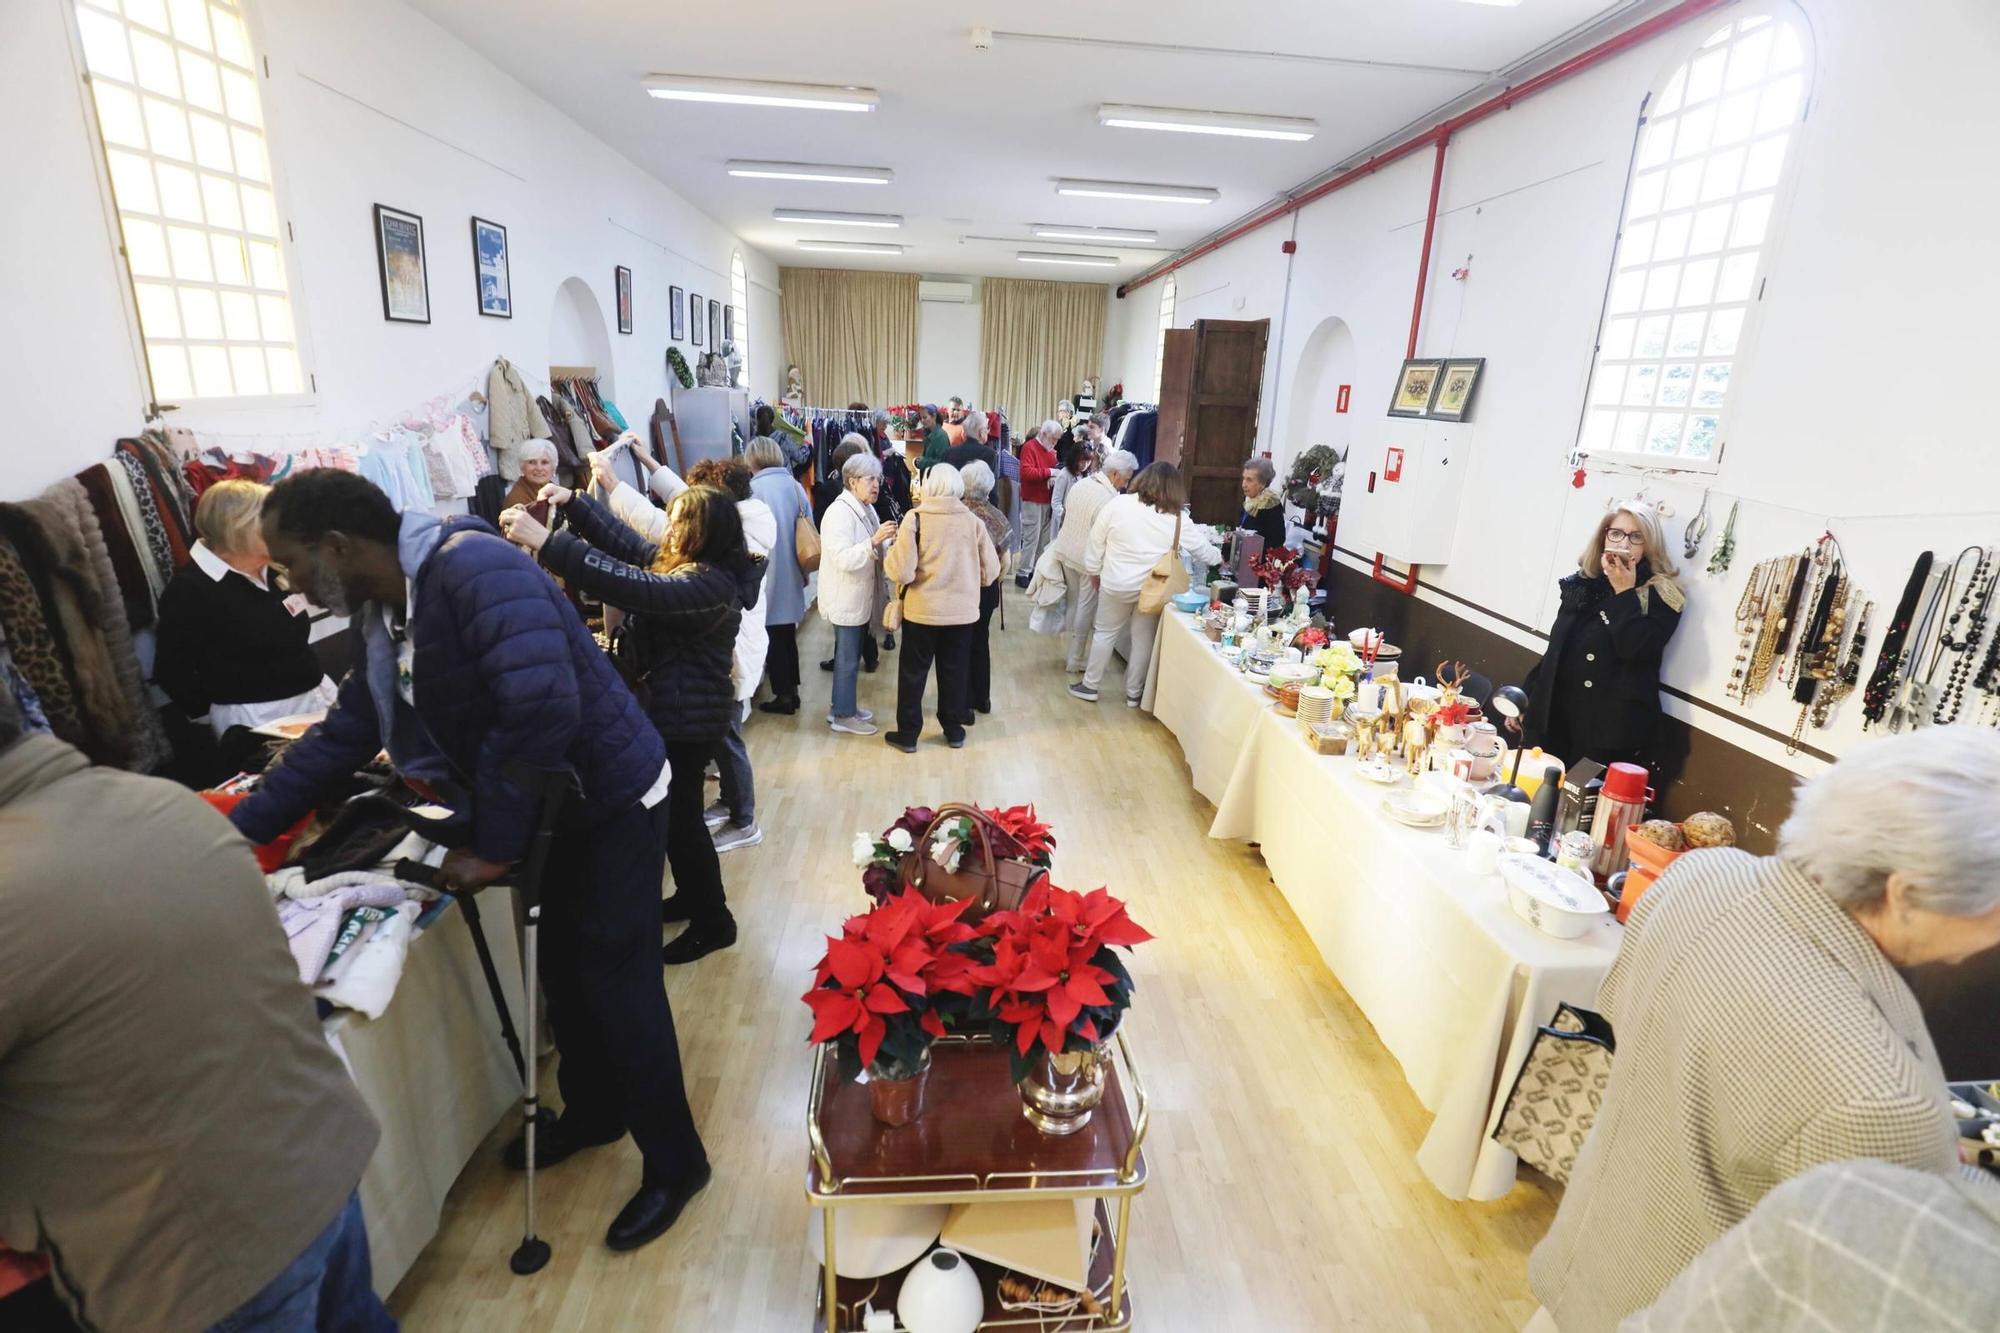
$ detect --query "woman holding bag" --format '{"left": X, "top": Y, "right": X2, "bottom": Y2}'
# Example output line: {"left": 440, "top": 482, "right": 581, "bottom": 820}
{"left": 881, "top": 464, "right": 999, "bottom": 753}
{"left": 1070, "top": 463, "right": 1220, "bottom": 707}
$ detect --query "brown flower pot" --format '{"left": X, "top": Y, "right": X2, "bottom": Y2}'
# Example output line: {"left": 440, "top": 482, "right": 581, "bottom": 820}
{"left": 1018, "top": 1041, "right": 1110, "bottom": 1135}
{"left": 867, "top": 1049, "right": 932, "bottom": 1127}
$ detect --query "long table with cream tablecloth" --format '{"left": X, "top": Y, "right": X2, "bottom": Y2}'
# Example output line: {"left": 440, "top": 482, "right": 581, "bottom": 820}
{"left": 327, "top": 892, "right": 525, "bottom": 1295}
{"left": 1142, "top": 612, "right": 1622, "bottom": 1200}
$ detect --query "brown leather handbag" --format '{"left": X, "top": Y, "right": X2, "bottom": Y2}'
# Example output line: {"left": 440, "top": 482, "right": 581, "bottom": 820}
{"left": 899, "top": 803, "right": 1046, "bottom": 919}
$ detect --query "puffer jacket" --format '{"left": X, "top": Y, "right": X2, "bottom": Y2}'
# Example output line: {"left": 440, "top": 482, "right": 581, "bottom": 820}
{"left": 539, "top": 494, "right": 762, "bottom": 742}
{"left": 230, "top": 514, "right": 662, "bottom": 864}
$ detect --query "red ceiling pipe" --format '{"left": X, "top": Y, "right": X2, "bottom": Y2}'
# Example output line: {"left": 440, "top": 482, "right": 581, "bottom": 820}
{"left": 1117, "top": 0, "right": 1734, "bottom": 298}
{"left": 1407, "top": 134, "right": 1451, "bottom": 359}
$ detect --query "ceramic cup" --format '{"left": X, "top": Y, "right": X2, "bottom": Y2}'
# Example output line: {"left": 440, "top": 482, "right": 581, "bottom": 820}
{"left": 1466, "top": 829, "right": 1505, "bottom": 875}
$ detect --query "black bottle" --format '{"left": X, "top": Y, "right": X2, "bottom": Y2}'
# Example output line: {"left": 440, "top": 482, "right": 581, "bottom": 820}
{"left": 1527, "top": 765, "right": 1564, "bottom": 856}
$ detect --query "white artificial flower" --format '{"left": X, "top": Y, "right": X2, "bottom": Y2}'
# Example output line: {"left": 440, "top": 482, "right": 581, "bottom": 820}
{"left": 851, "top": 832, "right": 879, "bottom": 867}
{"left": 885, "top": 827, "right": 915, "bottom": 854}
{"left": 930, "top": 833, "right": 964, "bottom": 875}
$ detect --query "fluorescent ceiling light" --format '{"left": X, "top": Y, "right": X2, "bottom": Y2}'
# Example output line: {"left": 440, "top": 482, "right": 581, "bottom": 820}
{"left": 643, "top": 75, "right": 877, "bottom": 112}
{"left": 728, "top": 160, "right": 893, "bottom": 185}
{"left": 1032, "top": 224, "right": 1158, "bottom": 244}
{"left": 1458, "top": 0, "right": 1523, "bottom": 5}
{"left": 1018, "top": 251, "right": 1119, "bottom": 268}
{"left": 795, "top": 239, "right": 904, "bottom": 254}
{"left": 772, "top": 208, "right": 903, "bottom": 228}
{"left": 1055, "top": 178, "right": 1219, "bottom": 205}
{"left": 1097, "top": 104, "right": 1317, "bottom": 142}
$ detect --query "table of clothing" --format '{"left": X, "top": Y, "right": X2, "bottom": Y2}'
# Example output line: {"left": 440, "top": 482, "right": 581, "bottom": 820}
{"left": 1139, "top": 611, "right": 1623, "bottom": 1200}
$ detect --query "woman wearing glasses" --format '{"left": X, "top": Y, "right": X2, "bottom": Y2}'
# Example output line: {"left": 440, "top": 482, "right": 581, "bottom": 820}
{"left": 1518, "top": 502, "right": 1684, "bottom": 775}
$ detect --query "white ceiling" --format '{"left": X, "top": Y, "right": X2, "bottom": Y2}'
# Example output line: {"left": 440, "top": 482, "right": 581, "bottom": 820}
{"left": 409, "top": 0, "right": 1639, "bottom": 280}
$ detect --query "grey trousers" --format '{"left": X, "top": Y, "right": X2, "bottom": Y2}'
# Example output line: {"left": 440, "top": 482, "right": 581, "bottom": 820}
{"left": 1017, "top": 502, "right": 1053, "bottom": 582}
{"left": 1061, "top": 561, "right": 1100, "bottom": 671}
{"left": 1082, "top": 589, "right": 1158, "bottom": 701}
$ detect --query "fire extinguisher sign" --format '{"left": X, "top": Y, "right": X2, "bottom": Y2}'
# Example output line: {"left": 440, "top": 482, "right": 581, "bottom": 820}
{"left": 1384, "top": 447, "right": 1405, "bottom": 482}
{"left": 1336, "top": 384, "right": 1351, "bottom": 413}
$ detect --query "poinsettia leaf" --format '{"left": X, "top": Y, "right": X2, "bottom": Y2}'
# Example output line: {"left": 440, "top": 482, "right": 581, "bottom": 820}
{"left": 826, "top": 937, "right": 877, "bottom": 990}
{"left": 802, "top": 988, "right": 857, "bottom": 1044}
{"left": 919, "top": 1009, "right": 946, "bottom": 1039}
{"left": 857, "top": 1016, "right": 885, "bottom": 1068}
{"left": 1047, "top": 985, "right": 1083, "bottom": 1028}
{"left": 864, "top": 983, "right": 910, "bottom": 1015}
{"left": 1066, "top": 973, "right": 1112, "bottom": 1008}
{"left": 1015, "top": 1021, "right": 1039, "bottom": 1056}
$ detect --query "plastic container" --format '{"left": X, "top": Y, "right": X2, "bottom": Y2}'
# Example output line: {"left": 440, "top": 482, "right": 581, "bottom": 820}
{"left": 1589, "top": 762, "right": 1652, "bottom": 880}
{"left": 1619, "top": 826, "right": 1683, "bottom": 922}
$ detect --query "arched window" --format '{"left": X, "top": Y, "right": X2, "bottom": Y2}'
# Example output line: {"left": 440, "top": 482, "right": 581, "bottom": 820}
{"left": 1578, "top": 10, "right": 1810, "bottom": 467}
{"left": 730, "top": 250, "right": 750, "bottom": 387}
{"left": 1152, "top": 272, "right": 1177, "bottom": 401}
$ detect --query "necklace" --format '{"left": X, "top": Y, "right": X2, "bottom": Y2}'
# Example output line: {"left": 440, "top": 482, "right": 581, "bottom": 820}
{"left": 1683, "top": 488, "right": 1712, "bottom": 561}
{"left": 1887, "top": 563, "right": 1952, "bottom": 733}
{"left": 1811, "top": 596, "right": 1871, "bottom": 730}
{"left": 1746, "top": 555, "right": 1805, "bottom": 700}
{"left": 1863, "top": 551, "right": 1936, "bottom": 730}
{"left": 1728, "top": 558, "right": 1778, "bottom": 703}
{"left": 1782, "top": 539, "right": 1836, "bottom": 689}
{"left": 1788, "top": 566, "right": 1845, "bottom": 753}
{"left": 1932, "top": 546, "right": 1995, "bottom": 725}
{"left": 1707, "top": 500, "right": 1740, "bottom": 576}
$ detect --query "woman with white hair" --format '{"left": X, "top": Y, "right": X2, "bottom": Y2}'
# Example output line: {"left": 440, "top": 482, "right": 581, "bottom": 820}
{"left": 1048, "top": 449, "right": 1136, "bottom": 674}
{"left": 819, "top": 449, "right": 898, "bottom": 735}
{"left": 880, "top": 463, "right": 999, "bottom": 752}
{"left": 1016, "top": 420, "right": 1062, "bottom": 587}
{"left": 505, "top": 438, "right": 562, "bottom": 511}
{"left": 959, "top": 460, "right": 1013, "bottom": 719}
{"left": 1528, "top": 726, "right": 2000, "bottom": 1332}
{"left": 1519, "top": 501, "right": 1684, "bottom": 774}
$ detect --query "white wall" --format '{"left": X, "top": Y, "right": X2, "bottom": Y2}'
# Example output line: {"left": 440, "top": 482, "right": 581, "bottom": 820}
{"left": 1103, "top": 0, "right": 2000, "bottom": 775}
{"left": 0, "top": 0, "right": 780, "bottom": 500}
{"left": 917, "top": 277, "right": 983, "bottom": 407}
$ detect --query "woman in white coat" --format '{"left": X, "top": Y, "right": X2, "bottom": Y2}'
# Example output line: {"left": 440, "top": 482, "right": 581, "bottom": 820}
{"left": 1069, "top": 462, "right": 1221, "bottom": 707}
{"left": 819, "top": 450, "right": 899, "bottom": 736}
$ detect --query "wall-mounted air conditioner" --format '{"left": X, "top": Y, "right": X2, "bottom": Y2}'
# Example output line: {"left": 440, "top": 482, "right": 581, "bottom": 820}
{"left": 918, "top": 280, "right": 975, "bottom": 304}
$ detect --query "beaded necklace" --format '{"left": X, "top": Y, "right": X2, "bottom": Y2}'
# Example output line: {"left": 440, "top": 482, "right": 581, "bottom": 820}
{"left": 1863, "top": 552, "right": 1935, "bottom": 731}
{"left": 1746, "top": 554, "right": 1805, "bottom": 701}
{"left": 1932, "top": 546, "right": 1995, "bottom": 726}
{"left": 1886, "top": 563, "right": 1952, "bottom": 733}
{"left": 1810, "top": 596, "right": 1871, "bottom": 731}
{"left": 1727, "top": 557, "right": 1779, "bottom": 704}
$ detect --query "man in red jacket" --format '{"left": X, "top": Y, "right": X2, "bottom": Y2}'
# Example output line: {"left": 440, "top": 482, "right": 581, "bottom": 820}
{"left": 1015, "top": 419, "right": 1061, "bottom": 588}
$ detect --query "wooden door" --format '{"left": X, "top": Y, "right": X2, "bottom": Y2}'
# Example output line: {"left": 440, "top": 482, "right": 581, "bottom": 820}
{"left": 1182, "top": 319, "right": 1269, "bottom": 524}
{"left": 1154, "top": 328, "right": 1195, "bottom": 466}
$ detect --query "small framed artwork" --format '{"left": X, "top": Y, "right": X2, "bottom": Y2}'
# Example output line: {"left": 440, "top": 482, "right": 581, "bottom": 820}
{"left": 670, "top": 286, "right": 686, "bottom": 341}
{"left": 615, "top": 266, "right": 633, "bottom": 335}
{"left": 689, "top": 292, "right": 702, "bottom": 345}
{"left": 471, "top": 217, "right": 510, "bottom": 318}
{"left": 373, "top": 204, "right": 430, "bottom": 324}
{"left": 708, "top": 298, "right": 722, "bottom": 350}
{"left": 1429, "top": 357, "right": 1486, "bottom": 422}
{"left": 723, "top": 302, "right": 735, "bottom": 345}
{"left": 1387, "top": 358, "right": 1445, "bottom": 417}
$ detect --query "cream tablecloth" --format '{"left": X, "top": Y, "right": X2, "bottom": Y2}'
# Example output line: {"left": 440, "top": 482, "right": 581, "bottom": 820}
{"left": 329, "top": 894, "right": 524, "bottom": 1294}
{"left": 1144, "top": 613, "right": 1622, "bottom": 1200}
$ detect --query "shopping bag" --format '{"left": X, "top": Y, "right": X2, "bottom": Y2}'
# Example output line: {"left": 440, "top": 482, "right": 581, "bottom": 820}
{"left": 1026, "top": 541, "right": 1066, "bottom": 608}
{"left": 1137, "top": 514, "right": 1188, "bottom": 615}
{"left": 1491, "top": 1003, "right": 1616, "bottom": 1184}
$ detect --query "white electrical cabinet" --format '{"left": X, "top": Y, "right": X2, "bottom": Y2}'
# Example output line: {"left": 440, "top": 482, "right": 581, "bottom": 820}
{"left": 1336, "top": 417, "right": 1475, "bottom": 566}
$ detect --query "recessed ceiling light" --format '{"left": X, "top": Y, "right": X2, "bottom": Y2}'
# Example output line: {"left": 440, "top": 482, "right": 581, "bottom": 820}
{"left": 1017, "top": 251, "right": 1120, "bottom": 267}
{"left": 1096, "top": 105, "right": 1317, "bottom": 142}
{"left": 795, "top": 239, "right": 904, "bottom": 254}
{"left": 727, "top": 160, "right": 893, "bottom": 184}
{"left": 643, "top": 75, "right": 877, "bottom": 112}
{"left": 1458, "top": 0, "right": 1523, "bottom": 6}
{"left": 1031, "top": 224, "right": 1158, "bottom": 244}
{"left": 772, "top": 208, "right": 903, "bottom": 229}
{"left": 1055, "top": 179, "right": 1219, "bottom": 205}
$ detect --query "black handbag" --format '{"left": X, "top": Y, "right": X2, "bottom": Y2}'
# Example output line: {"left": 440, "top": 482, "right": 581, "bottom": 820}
{"left": 1492, "top": 1003, "right": 1616, "bottom": 1184}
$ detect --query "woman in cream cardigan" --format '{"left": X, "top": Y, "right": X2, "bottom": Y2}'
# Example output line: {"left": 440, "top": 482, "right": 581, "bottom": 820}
{"left": 1527, "top": 726, "right": 2000, "bottom": 1332}
{"left": 880, "top": 463, "right": 999, "bottom": 753}
{"left": 819, "top": 448, "right": 898, "bottom": 737}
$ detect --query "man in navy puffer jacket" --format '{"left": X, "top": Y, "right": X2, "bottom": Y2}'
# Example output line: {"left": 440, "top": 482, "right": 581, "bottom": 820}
{"left": 229, "top": 470, "right": 710, "bottom": 1254}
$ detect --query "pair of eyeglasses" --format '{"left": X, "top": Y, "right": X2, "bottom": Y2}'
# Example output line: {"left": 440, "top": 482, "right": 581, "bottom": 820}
{"left": 1604, "top": 529, "right": 1644, "bottom": 549}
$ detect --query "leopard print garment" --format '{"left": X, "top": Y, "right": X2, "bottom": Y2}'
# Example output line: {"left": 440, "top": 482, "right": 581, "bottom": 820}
{"left": 0, "top": 535, "right": 83, "bottom": 743}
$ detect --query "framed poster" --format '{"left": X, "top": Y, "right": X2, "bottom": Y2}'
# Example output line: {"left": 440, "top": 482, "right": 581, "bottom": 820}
{"left": 688, "top": 292, "right": 702, "bottom": 346}
{"left": 615, "top": 266, "right": 633, "bottom": 335}
{"left": 1387, "top": 358, "right": 1444, "bottom": 417}
{"left": 471, "top": 217, "right": 510, "bottom": 318}
{"left": 670, "top": 285, "right": 685, "bottom": 341}
{"left": 723, "top": 302, "right": 735, "bottom": 345}
{"left": 1429, "top": 358, "right": 1486, "bottom": 422}
{"left": 373, "top": 204, "right": 429, "bottom": 324}
{"left": 708, "top": 298, "right": 721, "bottom": 350}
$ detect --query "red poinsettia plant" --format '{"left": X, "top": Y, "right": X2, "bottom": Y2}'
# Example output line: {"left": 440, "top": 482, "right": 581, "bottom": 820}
{"left": 1250, "top": 546, "right": 1313, "bottom": 596}
{"left": 968, "top": 883, "right": 1153, "bottom": 1082}
{"left": 803, "top": 888, "right": 984, "bottom": 1076}
{"left": 886, "top": 404, "right": 926, "bottom": 434}
{"left": 1430, "top": 699, "right": 1483, "bottom": 729}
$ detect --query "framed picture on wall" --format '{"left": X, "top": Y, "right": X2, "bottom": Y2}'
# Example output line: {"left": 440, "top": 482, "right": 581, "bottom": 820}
{"left": 1387, "top": 358, "right": 1444, "bottom": 417}
{"left": 708, "top": 299, "right": 721, "bottom": 350}
{"left": 471, "top": 217, "right": 510, "bottom": 318}
{"left": 373, "top": 204, "right": 429, "bottom": 324}
{"left": 723, "top": 302, "right": 734, "bottom": 344}
{"left": 670, "top": 286, "right": 685, "bottom": 341}
{"left": 689, "top": 292, "right": 702, "bottom": 346}
{"left": 1429, "top": 358, "right": 1486, "bottom": 422}
{"left": 615, "top": 266, "right": 633, "bottom": 335}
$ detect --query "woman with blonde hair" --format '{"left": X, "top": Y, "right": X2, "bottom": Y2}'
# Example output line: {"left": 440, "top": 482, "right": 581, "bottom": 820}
{"left": 1519, "top": 500, "right": 1684, "bottom": 775}
{"left": 502, "top": 481, "right": 761, "bottom": 964}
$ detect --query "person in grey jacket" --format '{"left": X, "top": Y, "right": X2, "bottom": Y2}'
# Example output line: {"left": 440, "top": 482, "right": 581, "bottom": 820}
{"left": 745, "top": 436, "right": 809, "bottom": 713}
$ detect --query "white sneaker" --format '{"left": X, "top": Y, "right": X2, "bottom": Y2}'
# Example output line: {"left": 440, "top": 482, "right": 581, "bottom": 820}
{"left": 703, "top": 801, "right": 731, "bottom": 832}
{"left": 712, "top": 822, "right": 763, "bottom": 853}
{"left": 1068, "top": 682, "right": 1099, "bottom": 703}
{"left": 1126, "top": 696, "right": 1140, "bottom": 708}
{"left": 831, "top": 716, "right": 879, "bottom": 735}
{"left": 826, "top": 708, "right": 874, "bottom": 723}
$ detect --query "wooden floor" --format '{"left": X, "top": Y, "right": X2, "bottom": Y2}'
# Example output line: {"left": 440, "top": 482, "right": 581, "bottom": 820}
{"left": 390, "top": 588, "right": 1554, "bottom": 1331}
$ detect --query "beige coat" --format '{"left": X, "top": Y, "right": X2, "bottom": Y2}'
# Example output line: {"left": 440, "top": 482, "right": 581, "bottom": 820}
{"left": 487, "top": 356, "right": 551, "bottom": 479}
{"left": 883, "top": 496, "right": 999, "bottom": 627}
{"left": 1529, "top": 850, "right": 1959, "bottom": 1332}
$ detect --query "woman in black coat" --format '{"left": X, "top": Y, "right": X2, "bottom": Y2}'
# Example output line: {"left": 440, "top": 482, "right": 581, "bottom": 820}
{"left": 503, "top": 483, "right": 763, "bottom": 965}
{"left": 1520, "top": 503, "right": 1684, "bottom": 775}
{"left": 1236, "top": 456, "right": 1288, "bottom": 553}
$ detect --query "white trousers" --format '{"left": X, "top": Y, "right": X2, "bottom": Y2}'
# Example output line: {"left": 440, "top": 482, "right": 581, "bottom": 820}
{"left": 1062, "top": 561, "right": 1100, "bottom": 671}
{"left": 1018, "top": 502, "right": 1053, "bottom": 580}
{"left": 1082, "top": 589, "right": 1158, "bottom": 701}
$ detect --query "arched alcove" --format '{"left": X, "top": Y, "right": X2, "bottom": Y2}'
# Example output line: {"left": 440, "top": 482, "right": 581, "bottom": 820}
{"left": 547, "top": 275, "right": 614, "bottom": 397}
{"left": 1283, "top": 316, "right": 1356, "bottom": 474}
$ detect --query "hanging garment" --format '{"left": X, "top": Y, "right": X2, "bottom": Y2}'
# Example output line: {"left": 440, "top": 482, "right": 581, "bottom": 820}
{"left": 488, "top": 357, "right": 552, "bottom": 479}
{"left": 0, "top": 536, "right": 81, "bottom": 742}
{"left": 0, "top": 624, "right": 52, "bottom": 735}
{"left": 114, "top": 448, "right": 178, "bottom": 580}
{"left": 77, "top": 463, "right": 156, "bottom": 630}
{"left": 0, "top": 507, "right": 137, "bottom": 767}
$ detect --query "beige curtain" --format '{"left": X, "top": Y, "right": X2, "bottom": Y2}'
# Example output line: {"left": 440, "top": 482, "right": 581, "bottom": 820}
{"left": 979, "top": 278, "right": 1109, "bottom": 421}
{"left": 779, "top": 268, "right": 918, "bottom": 408}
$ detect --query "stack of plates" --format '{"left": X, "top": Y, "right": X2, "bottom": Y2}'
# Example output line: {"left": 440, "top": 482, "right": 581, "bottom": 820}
{"left": 1295, "top": 684, "right": 1335, "bottom": 727}
{"left": 1241, "top": 587, "right": 1272, "bottom": 619}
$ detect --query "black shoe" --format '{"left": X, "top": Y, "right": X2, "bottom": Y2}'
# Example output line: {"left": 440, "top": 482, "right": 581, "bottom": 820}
{"left": 883, "top": 732, "right": 918, "bottom": 754}
{"left": 819, "top": 658, "right": 835, "bottom": 672}
{"left": 662, "top": 920, "right": 737, "bottom": 965}
{"left": 757, "top": 696, "right": 800, "bottom": 715}
{"left": 662, "top": 893, "right": 692, "bottom": 924}
{"left": 960, "top": 712, "right": 977, "bottom": 727}
{"left": 863, "top": 657, "right": 880, "bottom": 674}
{"left": 882, "top": 634, "right": 896, "bottom": 649}
{"left": 504, "top": 1111, "right": 620, "bottom": 1171}
{"left": 974, "top": 701, "right": 993, "bottom": 714}
{"left": 605, "top": 1162, "right": 712, "bottom": 1252}
{"left": 947, "top": 733, "right": 966, "bottom": 749}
